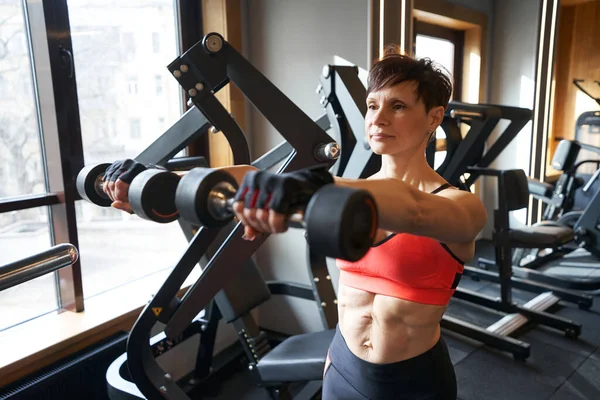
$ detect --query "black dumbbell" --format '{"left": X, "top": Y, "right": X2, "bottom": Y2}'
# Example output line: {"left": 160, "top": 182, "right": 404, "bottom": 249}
{"left": 75, "top": 164, "right": 181, "bottom": 223}
{"left": 128, "top": 169, "right": 181, "bottom": 223}
{"left": 76, "top": 163, "right": 114, "bottom": 207}
{"left": 174, "top": 168, "right": 378, "bottom": 261}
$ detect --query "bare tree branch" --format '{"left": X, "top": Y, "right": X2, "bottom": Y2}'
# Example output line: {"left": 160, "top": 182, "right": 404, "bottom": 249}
{"left": 0, "top": 13, "right": 18, "bottom": 29}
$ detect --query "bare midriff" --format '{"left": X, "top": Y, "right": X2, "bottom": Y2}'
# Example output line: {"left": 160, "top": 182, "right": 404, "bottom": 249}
{"left": 337, "top": 283, "right": 447, "bottom": 363}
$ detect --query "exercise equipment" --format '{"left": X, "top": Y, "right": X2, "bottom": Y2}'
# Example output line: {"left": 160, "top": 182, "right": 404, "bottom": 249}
{"left": 494, "top": 139, "right": 600, "bottom": 292}
{"left": 426, "top": 104, "right": 591, "bottom": 358}
{"left": 75, "top": 104, "right": 236, "bottom": 223}
{"left": 461, "top": 168, "right": 584, "bottom": 339}
{"left": 173, "top": 167, "right": 377, "bottom": 262}
{"left": 107, "top": 32, "right": 351, "bottom": 400}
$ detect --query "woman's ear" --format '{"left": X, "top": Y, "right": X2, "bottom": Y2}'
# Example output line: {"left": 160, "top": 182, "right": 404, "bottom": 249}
{"left": 428, "top": 106, "right": 445, "bottom": 132}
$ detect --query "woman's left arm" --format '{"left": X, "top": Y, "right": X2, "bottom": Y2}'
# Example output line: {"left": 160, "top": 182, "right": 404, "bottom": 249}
{"left": 334, "top": 177, "right": 487, "bottom": 244}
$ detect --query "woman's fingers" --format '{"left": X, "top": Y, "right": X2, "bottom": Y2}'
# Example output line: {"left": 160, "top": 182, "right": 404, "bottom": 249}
{"left": 112, "top": 201, "right": 133, "bottom": 214}
{"left": 233, "top": 200, "right": 289, "bottom": 240}
{"left": 113, "top": 179, "right": 130, "bottom": 202}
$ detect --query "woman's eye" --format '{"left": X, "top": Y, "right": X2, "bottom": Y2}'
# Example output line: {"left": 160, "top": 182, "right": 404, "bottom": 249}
{"left": 393, "top": 104, "right": 405, "bottom": 110}
{"left": 368, "top": 104, "right": 377, "bottom": 110}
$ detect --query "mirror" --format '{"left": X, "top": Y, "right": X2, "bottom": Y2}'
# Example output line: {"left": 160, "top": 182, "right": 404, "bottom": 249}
{"left": 547, "top": 0, "right": 600, "bottom": 179}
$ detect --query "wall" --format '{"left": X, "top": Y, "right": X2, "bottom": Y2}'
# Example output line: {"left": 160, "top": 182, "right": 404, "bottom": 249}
{"left": 240, "top": 0, "right": 368, "bottom": 334}
{"left": 480, "top": 0, "right": 541, "bottom": 235}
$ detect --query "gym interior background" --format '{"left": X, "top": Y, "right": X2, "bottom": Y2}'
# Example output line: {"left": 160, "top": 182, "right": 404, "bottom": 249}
{"left": 1, "top": 0, "right": 600, "bottom": 399}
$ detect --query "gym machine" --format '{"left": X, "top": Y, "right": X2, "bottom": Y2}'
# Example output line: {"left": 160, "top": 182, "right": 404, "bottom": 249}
{"left": 103, "top": 32, "right": 375, "bottom": 400}
{"left": 438, "top": 105, "right": 592, "bottom": 355}
{"left": 483, "top": 139, "right": 600, "bottom": 292}
{"left": 316, "top": 66, "right": 588, "bottom": 360}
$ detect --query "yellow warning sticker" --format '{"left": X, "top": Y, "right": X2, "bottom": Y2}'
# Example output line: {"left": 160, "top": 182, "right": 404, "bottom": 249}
{"left": 152, "top": 307, "right": 162, "bottom": 317}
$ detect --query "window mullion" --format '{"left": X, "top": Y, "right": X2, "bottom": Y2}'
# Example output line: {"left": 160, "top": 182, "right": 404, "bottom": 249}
{"left": 26, "top": 0, "right": 84, "bottom": 312}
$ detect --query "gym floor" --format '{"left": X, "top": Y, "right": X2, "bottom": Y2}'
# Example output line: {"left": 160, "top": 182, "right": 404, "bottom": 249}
{"left": 214, "top": 239, "right": 600, "bottom": 400}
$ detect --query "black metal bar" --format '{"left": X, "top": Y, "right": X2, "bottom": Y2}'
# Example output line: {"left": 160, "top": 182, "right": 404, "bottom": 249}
{"left": 252, "top": 141, "right": 294, "bottom": 172}
{"left": 195, "top": 301, "right": 221, "bottom": 378}
{"left": 515, "top": 306, "right": 581, "bottom": 335}
{"left": 497, "top": 236, "right": 514, "bottom": 306}
{"left": 165, "top": 156, "right": 208, "bottom": 171}
{"left": 514, "top": 266, "right": 600, "bottom": 298}
{"left": 181, "top": 93, "right": 250, "bottom": 165}
{"left": 465, "top": 265, "right": 594, "bottom": 307}
{"left": 134, "top": 107, "right": 212, "bottom": 166}
{"left": 307, "top": 247, "right": 339, "bottom": 330}
{"left": 266, "top": 282, "right": 316, "bottom": 301}
{"left": 452, "top": 288, "right": 503, "bottom": 311}
{"left": 0, "top": 244, "right": 78, "bottom": 292}
{"left": 440, "top": 316, "right": 531, "bottom": 360}
{"left": 0, "top": 193, "right": 60, "bottom": 214}
{"left": 330, "top": 67, "right": 380, "bottom": 179}
{"left": 573, "top": 186, "right": 600, "bottom": 253}
{"left": 332, "top": 66, "right": 367, "bottom": 142}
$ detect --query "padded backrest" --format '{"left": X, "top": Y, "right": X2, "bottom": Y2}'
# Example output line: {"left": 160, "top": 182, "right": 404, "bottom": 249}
{"left": 552, "top": 140, "right": 581, "bottom": 171}
{"left": 501, "top": 169, "right": 530, "bottom": 211}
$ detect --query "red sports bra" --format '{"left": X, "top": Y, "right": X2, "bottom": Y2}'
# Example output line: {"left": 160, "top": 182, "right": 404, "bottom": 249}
{"left": 336, "top": 184, "right": 464, "bottom": 306}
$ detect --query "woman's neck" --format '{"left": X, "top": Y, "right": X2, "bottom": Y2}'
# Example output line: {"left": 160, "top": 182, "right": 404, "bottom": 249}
{"left": 379, "top": 149, "right": 432, "bottom": 187}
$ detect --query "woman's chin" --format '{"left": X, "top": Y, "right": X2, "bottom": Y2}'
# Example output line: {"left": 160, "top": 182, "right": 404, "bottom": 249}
{"left": 369, "top": 142, "right": 394, "bottom": 155}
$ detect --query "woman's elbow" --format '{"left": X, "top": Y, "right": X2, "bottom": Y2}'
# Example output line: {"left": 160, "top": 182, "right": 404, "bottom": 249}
{"left": 468, "top": 203, "right": 488, "bottom": 240}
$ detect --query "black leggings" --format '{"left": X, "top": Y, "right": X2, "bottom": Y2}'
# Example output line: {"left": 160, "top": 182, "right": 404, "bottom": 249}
{"left": 322, "top": 326, "right": 457, "bottom": 400}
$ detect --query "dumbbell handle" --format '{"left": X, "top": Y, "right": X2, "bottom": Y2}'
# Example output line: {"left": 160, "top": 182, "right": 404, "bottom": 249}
{"left": 94, "top": 175, "right": 109, "bottom": 199}
{"left": 207, "top": 182, "right": 305, "bottom": 228}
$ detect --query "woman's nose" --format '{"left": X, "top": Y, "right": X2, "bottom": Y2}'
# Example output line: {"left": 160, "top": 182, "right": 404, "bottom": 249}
{"left": 371, "top": 108, "right": 388, "bottom": 125}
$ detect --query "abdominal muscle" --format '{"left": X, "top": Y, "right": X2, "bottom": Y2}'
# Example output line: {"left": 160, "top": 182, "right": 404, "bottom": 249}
{"left": 337, "top": 284, "right": 447, "bottom": 364}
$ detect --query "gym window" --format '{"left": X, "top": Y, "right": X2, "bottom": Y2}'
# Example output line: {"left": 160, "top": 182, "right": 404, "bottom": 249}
{"left": 0, "top": 0, "right": 198, "bottom": 382}
{"left": 414, "top": 20, "right": 464, "bottom": 101}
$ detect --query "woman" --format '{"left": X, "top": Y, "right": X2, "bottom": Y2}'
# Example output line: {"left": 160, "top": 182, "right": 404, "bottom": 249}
{"left": 103, "top": 49, "right": 486, "bottom": 399}
{"left": 230, "top": 50, "right": 487, "bottom": 399}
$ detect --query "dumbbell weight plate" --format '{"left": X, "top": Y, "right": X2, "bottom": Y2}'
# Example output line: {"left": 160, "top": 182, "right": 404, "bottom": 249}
{"left": 76, "top": 163, "right": 112, "bottom": 207}
{"left": 129, "top": 169, "right": 182, "bottom": 223}
{"left": 304, "top": 185, "right": 378, "bottom": 262}
{"left": 175, "top": 168, "right": 239, "bottom": 227}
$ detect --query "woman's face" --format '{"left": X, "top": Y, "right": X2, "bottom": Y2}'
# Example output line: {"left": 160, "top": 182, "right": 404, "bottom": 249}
{"left": 365, "top": 81, "right": 443, "bottom": 156}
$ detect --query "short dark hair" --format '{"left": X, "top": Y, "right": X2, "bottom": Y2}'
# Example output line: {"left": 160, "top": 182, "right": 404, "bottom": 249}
{"left": 367, "top": 45, "right": 453, "bottom": 112}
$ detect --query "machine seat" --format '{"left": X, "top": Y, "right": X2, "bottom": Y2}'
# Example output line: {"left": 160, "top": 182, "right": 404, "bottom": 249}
{"left": 509, "top": 224, "right": 574, "bottom": 249}
{"left": 256, "top": 329, "right": 334, "bottom": 383}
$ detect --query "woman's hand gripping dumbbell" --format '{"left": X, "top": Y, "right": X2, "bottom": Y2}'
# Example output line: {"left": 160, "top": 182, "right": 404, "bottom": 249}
{"left": 76, "top": 159, "right": 259, "bottom": 224}
{"left": 76, "top": 159, "right": 179, "bottom": 222}
{"left": 174, "top": 166, "right": 379, "bottom": 261}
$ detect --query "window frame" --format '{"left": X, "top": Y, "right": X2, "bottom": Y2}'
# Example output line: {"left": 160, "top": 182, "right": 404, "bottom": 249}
{"left": 414, "top": 19, "right": 464, "bottom": 101}
{"left": 0, "top": 0, "right": 200, "bottom": 322}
